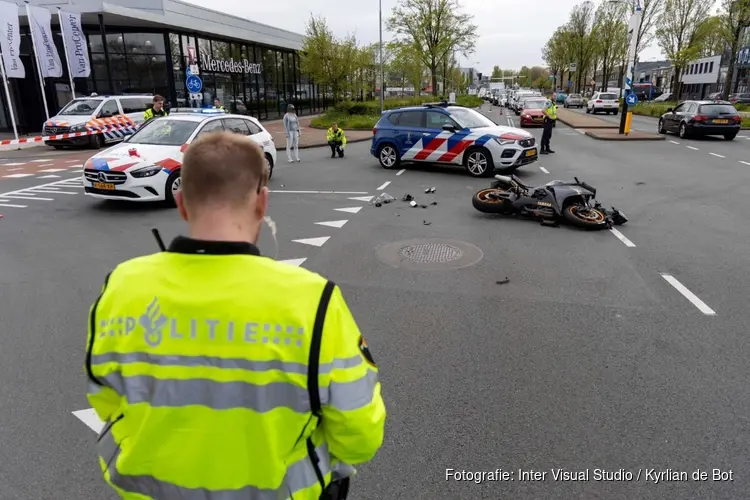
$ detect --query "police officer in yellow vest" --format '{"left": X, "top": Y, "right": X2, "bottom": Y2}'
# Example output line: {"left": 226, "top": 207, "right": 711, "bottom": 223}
{"left": 213, "top": 97, "right": 226, "bottom": 111}
{"left": 85, "top": 132, "right": 386, "bottom": 500}
{"left": 143, "top": 95, "right": 168, "bottom": 123}
{"left": 541, "top": 99, "right": 556, "bottom": 154}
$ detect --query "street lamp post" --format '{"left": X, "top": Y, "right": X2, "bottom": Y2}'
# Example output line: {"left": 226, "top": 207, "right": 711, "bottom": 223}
{"left": 616, "top": 0, "right": 643, "bottom": 134}
{"left": 379, "top": 0, "right": 384, "bottom": 114}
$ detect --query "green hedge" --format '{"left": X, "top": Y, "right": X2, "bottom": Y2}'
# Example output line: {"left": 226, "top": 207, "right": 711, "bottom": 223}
{"left": 311, "top": 95, "right": 485, "bottom": 129}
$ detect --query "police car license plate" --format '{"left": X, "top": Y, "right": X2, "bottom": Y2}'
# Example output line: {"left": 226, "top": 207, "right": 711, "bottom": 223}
{"left": 93, "top": 182, "right": 115, "bottom": 190}
{"left": 713, "top": 119, "right": 728, "bottom": 124}
{"left": 525, "top": 149, "right": 537, "bottom": 157}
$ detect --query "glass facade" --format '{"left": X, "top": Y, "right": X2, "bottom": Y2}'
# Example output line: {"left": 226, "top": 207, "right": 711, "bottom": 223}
{"left": 1, "top": 24, "right": 328, "bottom": 134}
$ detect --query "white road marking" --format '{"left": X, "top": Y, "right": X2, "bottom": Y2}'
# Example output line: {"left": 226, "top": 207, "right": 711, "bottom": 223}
{"left": 740, "top": 161, "right": 750, "bottom": 166}
{"left": 36, "top": 174, "right": 60, "bottom": 179}
{"left": 575, "top": 129, "right": 586, "bottom": 134}
{"left": 0, "top": 203, "right": 27, "bottom": 208}
{"left": 0, "top": 176, "right": 80, "bottom": 200}
{"left": 3, "top": 173, "right": 33, "bottom": 178}
{"left": 2, "top": 162, "right": 26, "bottom": 166}
{"left": 292, "top": 236, "right": 330, "bottom": 247}
{"left": 268, "top": 190, "right": 368, "bottom": 194}
{"left": 348, "top": 195, "right": 373, "bottom": 202}
{"left": 377, "top": 181, "right": 391, "bottom": 190}
{"left": 540, "top": 167, "right": 550, "bottom": 174}
{"left": 661, "top": 274, "right": 716, "bottom": 316}
{"left": 396, "top": 169, "right": 405, "bottom": 176}
{"left": 669, "top": 140, "right": 680, "bottom": 144}
{"left": 29, "top": 188, "right": 77, "bottom": 195}
{"left": 72, "top": 409, "right": 104, "bottom": 433}
{"left": 7, "top": 167, "right": 24, "bottom": 171}
{"left": 686, "top": 146, "right": 699, "bottom": 150}
{"left": 334, "top": 206, "right": 362, "bottom": 214}
{"left": 709, "top": 152, "right": 725, "bottom": 158}
{"left": 30, "top": 159, "right": 50, "bottom": 162}
{"left": 38, "top": 168, "right": 66, "bottom": 172}
{"left": 315, "top": 220, "right": 348, "bottom": 228}
{"left": 278, "top": 258, "right": 307, "bottom": 267}
{"left": 3, "top": 194, "right": 53, "bottom": 200}
{"left": 609, "top": 228, "right": 636, "bottom": 247}
{"left": 65, "top": 159, "right": 81, "bottom": 163}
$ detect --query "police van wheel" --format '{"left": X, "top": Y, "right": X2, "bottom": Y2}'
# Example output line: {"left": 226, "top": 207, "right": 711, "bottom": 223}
{"left": 265, "top": 153, "right": 274, "bottom": 180}
{"left": 378, "top": 144, "right": 400, "bottom": 169}
{"left": 165, "top": 171, "right": 181, "bottom": 207}
{"left": 464, "top": 147, "right": 494, "bottom": 178}
{"left": 89, "top": 134, "right": 104, "bottom": 149}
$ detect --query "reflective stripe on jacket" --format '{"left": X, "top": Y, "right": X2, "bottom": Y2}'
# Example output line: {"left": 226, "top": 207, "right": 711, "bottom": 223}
{"left": 86, "top": 251, "right": 385, "bottom": 500}
{"left": 326, "top": 128, "right": 347, "bottom": 145}
{"left": 143, "top": 107, "right": 168, "bottom": 122}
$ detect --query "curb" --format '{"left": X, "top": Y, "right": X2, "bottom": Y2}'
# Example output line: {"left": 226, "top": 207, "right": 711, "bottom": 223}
{"left": 584, "top": 131, "right": 665, "bottom": 141}
{"left": 556, "top": 117, "right": 618, "bottom": 129}
{"left": 298, "top": 137, "right": 371, "bottom": 150}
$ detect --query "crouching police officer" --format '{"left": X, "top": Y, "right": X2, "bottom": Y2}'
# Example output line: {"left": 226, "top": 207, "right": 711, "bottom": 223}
{"left": 84, "top": 131, "right": 386, "bottom": 499}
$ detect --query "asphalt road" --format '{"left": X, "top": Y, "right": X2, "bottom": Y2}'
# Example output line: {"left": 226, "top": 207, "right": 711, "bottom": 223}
{"left": 1, "top": 105, "right": 749, "bottom": 499}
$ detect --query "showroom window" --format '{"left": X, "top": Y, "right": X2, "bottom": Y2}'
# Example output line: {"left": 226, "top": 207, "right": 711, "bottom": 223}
{"left": 89, "top": 31, "right": 168, "bottom": 96}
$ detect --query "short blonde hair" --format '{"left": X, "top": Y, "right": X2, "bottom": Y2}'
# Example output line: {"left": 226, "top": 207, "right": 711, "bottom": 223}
{"left": 181, "top": 130, "right": 267, "bottom": 211}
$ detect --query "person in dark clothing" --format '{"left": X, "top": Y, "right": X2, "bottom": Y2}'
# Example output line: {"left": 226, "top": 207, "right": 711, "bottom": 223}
{"left": 540, "top": 99, "right": 556, "bottom": 154}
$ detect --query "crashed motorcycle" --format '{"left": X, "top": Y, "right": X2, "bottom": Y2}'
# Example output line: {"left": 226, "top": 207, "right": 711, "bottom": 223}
{"left": 472, "top": 174, "right": 627, "bottom": 230}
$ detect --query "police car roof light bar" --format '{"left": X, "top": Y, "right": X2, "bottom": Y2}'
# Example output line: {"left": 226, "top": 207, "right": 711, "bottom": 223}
{"left": 170, "top": 108, "right": 227, "bottom": 114}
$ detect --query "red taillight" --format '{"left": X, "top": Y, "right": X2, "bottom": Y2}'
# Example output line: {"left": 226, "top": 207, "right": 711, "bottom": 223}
{"left": 595, "top": 100, "right": 602, "bottom": 103}
{"left": 692, "top": 115, "right": 708, "bottom": 122}
{"left": 372, "top": 128, "right": 377, "bottom": 135}
{"left": 731, "top": 115, "right": 742, "bottom": 122}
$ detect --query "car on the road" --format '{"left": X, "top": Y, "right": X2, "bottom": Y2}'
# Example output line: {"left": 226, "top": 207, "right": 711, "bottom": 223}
{"left": 82, "top": 108, "right": 277, "bottom": 204}
{"left": 371, "top": 102, "right": 538, "bottom": 177}
{"left": 553, "top": 91, "right": 567, "bottom": 104}
{"left": 44, "top": 94, "right": 153, "bottom": 150}
{"left": 514, "top": 94, "right": 543, "bottom": 115}
{"left": 728, "top": 93, "right": 750, "bottom": 104}
{"left": 586, "top": 91, "right": 619, "bottom": 115}
{"left": 564, "top": 93, "right": 584, "bottom": 108}
{"left": 657, "top": 100, "right": 742, "bottom": 140}
{"left": 519, "top": 99, "right": 548, "bottom": 127}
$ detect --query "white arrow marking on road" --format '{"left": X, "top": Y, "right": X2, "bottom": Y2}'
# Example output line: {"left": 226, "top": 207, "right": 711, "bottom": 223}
{"left": 72, "top": 408, "right": 105, "bottom": 433}
{"left": 0, "top": 202, "right": 26, "bottom": 208}
{"left": 38, "top": 168, "right": 67, "bottom": 172}
{"left": 3, "top": 173, "right": 33, "bottom": 178}
{"left": 334, "top": 206, "right": 362, "bottom": 214}
{"left": 278, "top": 258, "right": 307, "bottom": 266}
{"left": 315, "top": 220, "right": 348, "bottom": 228}
{"left": 376, "top": 181, "right": 391, "bottom": 190}
{"left": 4, "top": 194, "right": 54, "bottom": 200}
{"left": 36, "top": 174, "right": 61, "bottom": 179}
{"left": 292, "top": 236, "right": 330, "bottom": 247}
{"left": 30, "top": 159, "right": 51, "bottom": 162}
{"left": 2, "top": 162, "right": 26, "bottom": 166}
{"left": 29, "top": 189, "right": 77, "bottom": 194}
{"left": 348, "top": 196, "right": 373, "bottom": 202}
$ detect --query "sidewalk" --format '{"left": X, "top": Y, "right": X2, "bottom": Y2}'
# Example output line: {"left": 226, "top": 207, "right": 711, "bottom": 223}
{"left": 556, "top": 108, "right": 664, "bottom": 141}
{"left": 263, "top": 116, "right": 373, "bottom": 149}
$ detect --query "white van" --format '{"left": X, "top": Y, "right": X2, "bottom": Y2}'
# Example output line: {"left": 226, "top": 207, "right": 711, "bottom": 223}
{"left": 43, "top": 94, "right": 154, "bottom": 149}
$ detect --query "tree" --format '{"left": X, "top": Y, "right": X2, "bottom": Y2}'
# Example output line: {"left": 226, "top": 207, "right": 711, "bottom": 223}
{"left": 542, "top": 27, "right": 572, "bottom": 89}
{"left": 491, "top": 65, "right": 503, "bottom": 78}
{"left": 718, "top": 0, "right": 750, "bottom": 98}
{"left": 386, "top": 40, "right": 427, "bottom": 96}
{"left": 633, "top": 0, "right": 666, "bottom": 67}
{"left": 388, "top": 0, "right": 478, "bottom": 96}
{"left": 593, "top": 0, "right": 628, "bottom": 91}
{"left": 656, "top": 0, "right": 714, "bottom": 96}
{"left": 695, "top": 16, "right": 727, "bottom": 57}
{"left": 567, "top": 1, "right": 598, "bottom": 91}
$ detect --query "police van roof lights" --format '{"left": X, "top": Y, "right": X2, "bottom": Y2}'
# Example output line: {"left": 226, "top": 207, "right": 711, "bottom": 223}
{"left": 171, "top": 108, "right": 227, "bottom": 114}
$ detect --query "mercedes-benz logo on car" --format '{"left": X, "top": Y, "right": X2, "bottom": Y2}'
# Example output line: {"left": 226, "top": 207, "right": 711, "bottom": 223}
{"left": 98, "top": 172, "right": 106, "bottom": 182}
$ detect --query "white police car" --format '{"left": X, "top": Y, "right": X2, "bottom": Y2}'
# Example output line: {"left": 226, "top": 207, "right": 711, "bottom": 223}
{"left": 371, "top": 103, "right": 537, "bottom": 177}
{"left": 82, "top": 108, "right": 277, "bottom": 205}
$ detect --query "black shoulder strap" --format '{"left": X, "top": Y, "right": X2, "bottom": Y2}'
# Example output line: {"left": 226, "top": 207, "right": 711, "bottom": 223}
{"left": 308, "top": 280, "right": 336, "bottom": 418}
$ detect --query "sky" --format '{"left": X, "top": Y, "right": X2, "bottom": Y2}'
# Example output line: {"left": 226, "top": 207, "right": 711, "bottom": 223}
{"left": 184, "top": 0, "right": 717, "bottom": 75}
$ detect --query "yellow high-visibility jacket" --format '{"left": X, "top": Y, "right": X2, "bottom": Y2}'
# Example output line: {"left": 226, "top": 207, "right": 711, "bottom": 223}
{"left": 143, "top": 107, "right": 168, "bottom": 122}
{"left": 326, "top": 127, "right": 347, "bottom": 146}
{"left": 85, "top": 236, "right": 386, "bottom": 499}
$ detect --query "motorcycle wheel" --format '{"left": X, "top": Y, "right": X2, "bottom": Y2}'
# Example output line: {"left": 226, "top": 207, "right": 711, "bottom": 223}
{"left": 472, "top": 188, "right": 511, "bottom": 214}
{"left": 562, "top": 204, "right": 609, "bottom": 230}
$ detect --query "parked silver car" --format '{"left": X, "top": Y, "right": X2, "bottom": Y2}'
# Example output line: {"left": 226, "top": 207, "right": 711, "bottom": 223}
{"left": 564, "top": 94, "right": 584, "bottom": 108}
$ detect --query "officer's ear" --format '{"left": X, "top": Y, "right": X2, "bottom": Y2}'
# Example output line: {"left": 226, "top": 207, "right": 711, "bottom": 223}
{"left": 175, "top": 189, "right": 189, "bottom": 221}
{"left": 255, "top": 186, "right": 268, "bottom": 219}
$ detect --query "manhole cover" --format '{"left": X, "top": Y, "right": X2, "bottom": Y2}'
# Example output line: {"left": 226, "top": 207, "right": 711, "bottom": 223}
{"left": 377, "top": 238, "right": 483, "bottom": 271}
{"left": 398, "top": 243, "right": 463, "bottom": 263}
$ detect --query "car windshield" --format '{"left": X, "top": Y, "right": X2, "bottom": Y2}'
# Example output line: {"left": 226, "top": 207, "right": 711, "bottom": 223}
{"left": 449, "top": 107, "right": 496, "bottom": 128}
{"left": 698, "top": 104, "right": 738, "bottom": 115}
{"left": 58, "top": 99, "right": 100, "bottom": 115}
{"left": 569, "top": 94, "right": 581, "bottom": 99}
{"left": 524, "top": 100, "right": 546, "bottom": 109}
{"left": 127, "top": 119, "right": 200, "bottom": 146}
{"left": 599, "top": 93, "right": 617, "bottom": 100}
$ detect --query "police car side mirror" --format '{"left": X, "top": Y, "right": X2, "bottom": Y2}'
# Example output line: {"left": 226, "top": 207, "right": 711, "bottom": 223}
{"left": 99, "top": 111, "right": 113, "bottom": 118}
{"left": 442, "top": 123, "right": 456, "bottom": 132}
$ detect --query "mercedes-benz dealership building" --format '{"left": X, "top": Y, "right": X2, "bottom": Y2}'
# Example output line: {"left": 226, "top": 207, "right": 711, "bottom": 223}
{"left": 1, "top": 0, "right": 330, "bottom": 134}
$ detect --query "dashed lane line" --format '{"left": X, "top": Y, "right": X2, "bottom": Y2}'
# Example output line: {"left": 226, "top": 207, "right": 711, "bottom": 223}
{"left": 396, "top": 169, "right": 405, "bottom": 176}
{"left": 540, "top": 167, "right": 550, "bottom": 174}
{"left": 709, "top": 152, "right": 725, "bottom": 158}
{"left": 686, "top": 146, "right": 699, "bottom": 151}
{"left": 669, "top": 140, "right": 680, "bottom": 144}
{"left": 609, "top": 228, "right": 636, "bottom": 247}
{"left": 269, "top": 190, "right": 368, "bottom": 194}
{"left": 740, "top": 161, "right": 750, "bottom": 166}
{"left": 377, "top": 181, "right": 391, "bottom": 190}
{"left": 660, "top": 274, "right": 716, "bottom": 316}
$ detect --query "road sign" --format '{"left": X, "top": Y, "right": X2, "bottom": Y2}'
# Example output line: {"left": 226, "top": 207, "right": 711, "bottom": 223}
{"left": 548, "top": 75, "right": 554, "bottom": 80}
{"left": 186, "top": 66, "right": 192, "bottom": 76}
{"left": 186, "top": 75, "right": 203, "bottom": 93}
{"left": 189, "top": 64, "right": 199, "bottom": 75}
{"left": 625, "top": 93, "right": 638, "bottom": 106}
{"left": 569, "top": 63, "right": 577, "bottom": 72}
{"left": 189, "top": 92, "right": 203, "bottom": 101}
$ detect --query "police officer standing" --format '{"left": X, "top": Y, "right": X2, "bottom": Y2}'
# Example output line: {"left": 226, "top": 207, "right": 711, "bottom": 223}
{"left": 84, "top": 132, "right": 386, "bottom": 499}
{"left": 143, "top": 95, "right": 168, "bottom": 123}
{"left": 213, "top": 97, "right": 226, "bottom": 111}
{"left": 541, "top": 99, "right": 557, "bottom": 154}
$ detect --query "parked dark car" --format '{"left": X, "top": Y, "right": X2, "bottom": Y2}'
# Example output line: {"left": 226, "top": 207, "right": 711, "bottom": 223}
{"left": 657, "top": 100, "right": 742, "bottom": 140}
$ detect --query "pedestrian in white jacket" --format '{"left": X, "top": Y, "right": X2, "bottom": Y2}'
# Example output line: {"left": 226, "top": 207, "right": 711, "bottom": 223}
{"left": 283, "top": 104, "right": 300, "bottom": 163}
